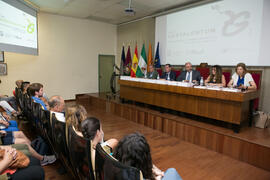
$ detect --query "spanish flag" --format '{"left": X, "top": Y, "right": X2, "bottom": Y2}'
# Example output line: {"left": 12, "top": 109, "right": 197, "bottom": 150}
{"left": 131, "top": 44, "right": 138, "bottom": 77}
{"left": 147, "top": 43, "right": 153, "bottom": 72}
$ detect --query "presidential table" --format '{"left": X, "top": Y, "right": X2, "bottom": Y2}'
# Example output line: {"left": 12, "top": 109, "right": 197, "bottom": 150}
{"left": 118, "top": 77, "right": 259, "bottom": 132}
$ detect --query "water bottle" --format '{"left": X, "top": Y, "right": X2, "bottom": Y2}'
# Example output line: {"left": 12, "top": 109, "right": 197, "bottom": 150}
{"left": 144, "top": 71, "right": 147, "bottom": 78}
{"left": 167, "top": 74, "right": 170, "bottom": 81}
{"left": 200, "top": 77, "right": 204, "bottom": 86}
{"left": 157, "top": 74, "right": 160, "bottom": 80}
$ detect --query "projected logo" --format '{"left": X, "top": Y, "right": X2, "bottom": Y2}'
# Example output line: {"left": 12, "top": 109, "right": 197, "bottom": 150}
{"left": 212, "top": 5, "right": 250, "bottom": 36}
{"left": 223, "top": 11, "right": 250, "bottom": 36}
{"left": 26, "top": 19, "right": 35, "bottom": 34}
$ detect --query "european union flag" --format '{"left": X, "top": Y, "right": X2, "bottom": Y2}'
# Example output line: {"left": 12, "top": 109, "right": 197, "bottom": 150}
{"left": 154, "top": 42, "right": 161, "bottom": 68}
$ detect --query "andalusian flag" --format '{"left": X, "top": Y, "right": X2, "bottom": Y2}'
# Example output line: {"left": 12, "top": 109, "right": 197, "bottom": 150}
{"left": 136, "top": 44, "right": 147, "bottom": 77}
{"left": 147, "top": 43, "right": 153, "bottom": 72}
{"left": 130, "top": 45, "right": 138, "bottom": 77}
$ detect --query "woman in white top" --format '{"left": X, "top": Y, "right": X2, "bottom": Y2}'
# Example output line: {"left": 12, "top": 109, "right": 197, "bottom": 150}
{"left": 227, "top": 63, "right": 257, "bottom": 90}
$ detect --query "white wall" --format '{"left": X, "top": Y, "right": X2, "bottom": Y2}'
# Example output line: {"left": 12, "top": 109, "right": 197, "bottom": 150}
{"left": 0, "top": 13, "right": 117, "bottom": 99}
{"left": 116, "top": 18, "right": 155, "bottom": 66}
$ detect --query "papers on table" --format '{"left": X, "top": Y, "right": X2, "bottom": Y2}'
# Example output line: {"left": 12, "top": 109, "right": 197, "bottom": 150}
{"left": 120, "top": 76, "right": 241, "bottom": 92}
{"left": 222, "top": 88, "right": 241, "bottom": 92}
{"left": 120, "top": 76, "right": 193, "bottom": 87}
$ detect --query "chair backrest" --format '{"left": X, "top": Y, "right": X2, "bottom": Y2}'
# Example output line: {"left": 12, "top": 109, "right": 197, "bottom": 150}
{"left": 249, "top": 70, "right": 262, "bottom": 110}
{"left": 222, "top": 68, "right": 232, "bottom": 86}
{"left": 248, "top": 70, "right": 262, "bottom": 89}
{"left": 22, "top": 94, "right": 28, "bottom": 113}
{"left": 39, "top": 109, "right": 48, "bottom": 138}
{"left": 156, "top": 68, "right": 162, "bottom": 77}
{"left": 15, "top": 87, "right": 19, "bottom": 99}
{"left": 173, "top": 69, "right": 181, "bottom": 79}
{"left": 40, "top": 109, "right": 56, "bottom": 156}
{"left": 68, "top": 125, "right": 95, "bottom": 180}
{"left": 15, "top": 87, "right": 23, "bottom": 109}
{"left": 42, "top": 111, "right": 53, "bottom": 142}
{"left": 32, "top": 102, "right": 41, "bottom": 127}
{"left": 95, "top": 143, "right": 142, "bottom": 180}
{"left": 51, "top": 113, "right": 69, "bottom": 157}
{"left": 196, "top": 67, "right": 210, "bottom": 80}
{"left": 50, "top": 113, "right": 76, "bottom": 176}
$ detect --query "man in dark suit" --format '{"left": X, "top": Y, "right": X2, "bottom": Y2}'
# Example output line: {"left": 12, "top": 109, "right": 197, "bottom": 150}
{"left": 147, "top": 65, "right": 159, "bottom": 79}
{"left": 161, "top": 64, "right": 176, "bottom": 81}
{"left": 177, "top": 62, "right": 201, "bottom": 83}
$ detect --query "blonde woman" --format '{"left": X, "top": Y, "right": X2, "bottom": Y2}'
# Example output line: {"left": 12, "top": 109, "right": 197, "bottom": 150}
{"left": 228, "top": 63, "right": 257, "bottom": 90}
{"left": 65, "top": 105, "right": 88, "bottom": 137}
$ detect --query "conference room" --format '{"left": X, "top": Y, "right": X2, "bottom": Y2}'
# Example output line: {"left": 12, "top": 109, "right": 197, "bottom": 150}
{"left": 0, "top": 0, "right": 269, "bottom": 179}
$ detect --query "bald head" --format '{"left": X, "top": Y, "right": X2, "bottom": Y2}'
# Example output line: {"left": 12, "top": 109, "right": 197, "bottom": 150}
{"left": 49, "top": 95, "right": 65, "bottom": 112}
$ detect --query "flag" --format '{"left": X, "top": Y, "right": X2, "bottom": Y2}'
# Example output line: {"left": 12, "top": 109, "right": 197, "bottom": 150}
{"left": 136, "top": 44, "right": 147, "bottom": 77}
{"left": 154, "top": 42, "right": 161, "bottom": 68}
{"left": 120, "top": 46, "right": 125, "bottom": 75}
{"left": 131, "top": 45, "right": 138, "bottom": 77}
{"left": 123, "top": 46, "right": 131, "bottom": 75}
{"left": 147, "top": 43, "right": 153, "bottom": 72}
{"left": 124, "top": 46, "right": 131, "bottom": 68}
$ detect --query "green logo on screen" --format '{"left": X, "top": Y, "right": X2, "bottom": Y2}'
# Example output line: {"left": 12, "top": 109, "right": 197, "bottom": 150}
{"left": 27, "top": 23, "right": 35, "bottom": 34}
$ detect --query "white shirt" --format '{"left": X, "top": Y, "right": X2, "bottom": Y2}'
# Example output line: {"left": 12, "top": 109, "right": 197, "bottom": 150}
{"left": 231, "top": 72, "right": 254, "bottom": 87}
{"left": 51, "top": 111, "right": 65, "bottom": 122}
{"left": 185, "top": 71, "right": 193, "bottom": 82}
{"left": 0, "top": 113, "right": 8, "bottom": 129}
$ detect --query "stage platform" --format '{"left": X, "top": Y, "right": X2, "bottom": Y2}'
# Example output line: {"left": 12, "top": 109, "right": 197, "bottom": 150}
{"left": 76, "top": 93, "right": 270, "bottom": 172}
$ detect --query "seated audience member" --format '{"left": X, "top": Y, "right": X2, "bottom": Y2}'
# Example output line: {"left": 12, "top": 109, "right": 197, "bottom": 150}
{"left": 21, "top": 81, "right": 30, "bottom": 95}
{"left": 28, "top": 83, "right": 49, "bottom": 110}
{"left": 177, "top": 62, "right": 201, "bottom": 83}
{"left": 0, "top": 130, "right": 56, "bottom": 166}
{"left": 13, "top": 80, "right": 24, "bottom": 96}
{"left": 66, "top": 105, "right": 88, "bottom": 137}
{"left": 0, "top": 101, "right": 19, "bottom": 116}
{"left": 205, "top": 65, "right": 226, "bottom": 87}
{"left": 114, "top": 133, "right": 182, "bottom": 180}
{"left": 0, "top": 146, "right": 45, "bottom": 180}
{"left": 0, "top": 112, "right": 19, "bottom": 131}
{"left": 49, "top": 95, "right": 65, "bottom": 122}
{"left": 0, "top": 81, "right": 21, "bottom": 112}
{"left": 15, "top": 80, "right": 23, "bottom": 89}
{"left": 81, "top": 117, "right": 118, "bottom": 153}
{"left": 161, "top": 64, "right": 176, "bottom": 81}
{"left": 227, "top": 63, "right": 257, "bottom": 90}
{"left": 147, "top": 65, "right": 159, "bottom": 79}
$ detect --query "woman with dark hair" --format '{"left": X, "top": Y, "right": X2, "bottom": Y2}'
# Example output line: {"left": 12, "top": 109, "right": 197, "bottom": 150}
{"left": 228, "top": 63, "right": 257, "bottom": 90}
{"left": 81, "top": 117, "right": 118, "bottom": 150}
{"left": 81, "top": 117, "right": 118, "bottom": 178}
{"left": 205, "top": 65, "right": 226, "bottom": 87}
{"left": 113, "top": 133, "right": 182, "bottom": 180}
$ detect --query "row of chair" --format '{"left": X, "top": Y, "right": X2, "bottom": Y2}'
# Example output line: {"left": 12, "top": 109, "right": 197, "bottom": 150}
{"left": 15, "top": 88, "right": 142, "bottom": 180}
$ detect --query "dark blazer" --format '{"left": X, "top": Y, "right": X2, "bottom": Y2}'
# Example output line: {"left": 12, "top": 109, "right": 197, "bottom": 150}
{"left": 161, "top": 71, "right": 176, "bottom": 81}
{"left": 147, "top": 71, "right": 159, "bottom": 79}
{"left": 177, "top": 70, "right": 201, "bottom": 82}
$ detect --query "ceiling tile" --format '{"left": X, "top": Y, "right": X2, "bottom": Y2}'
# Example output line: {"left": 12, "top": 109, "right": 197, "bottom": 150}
{"left": 27, "top": 0, "right": 209, "bottom": 24}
